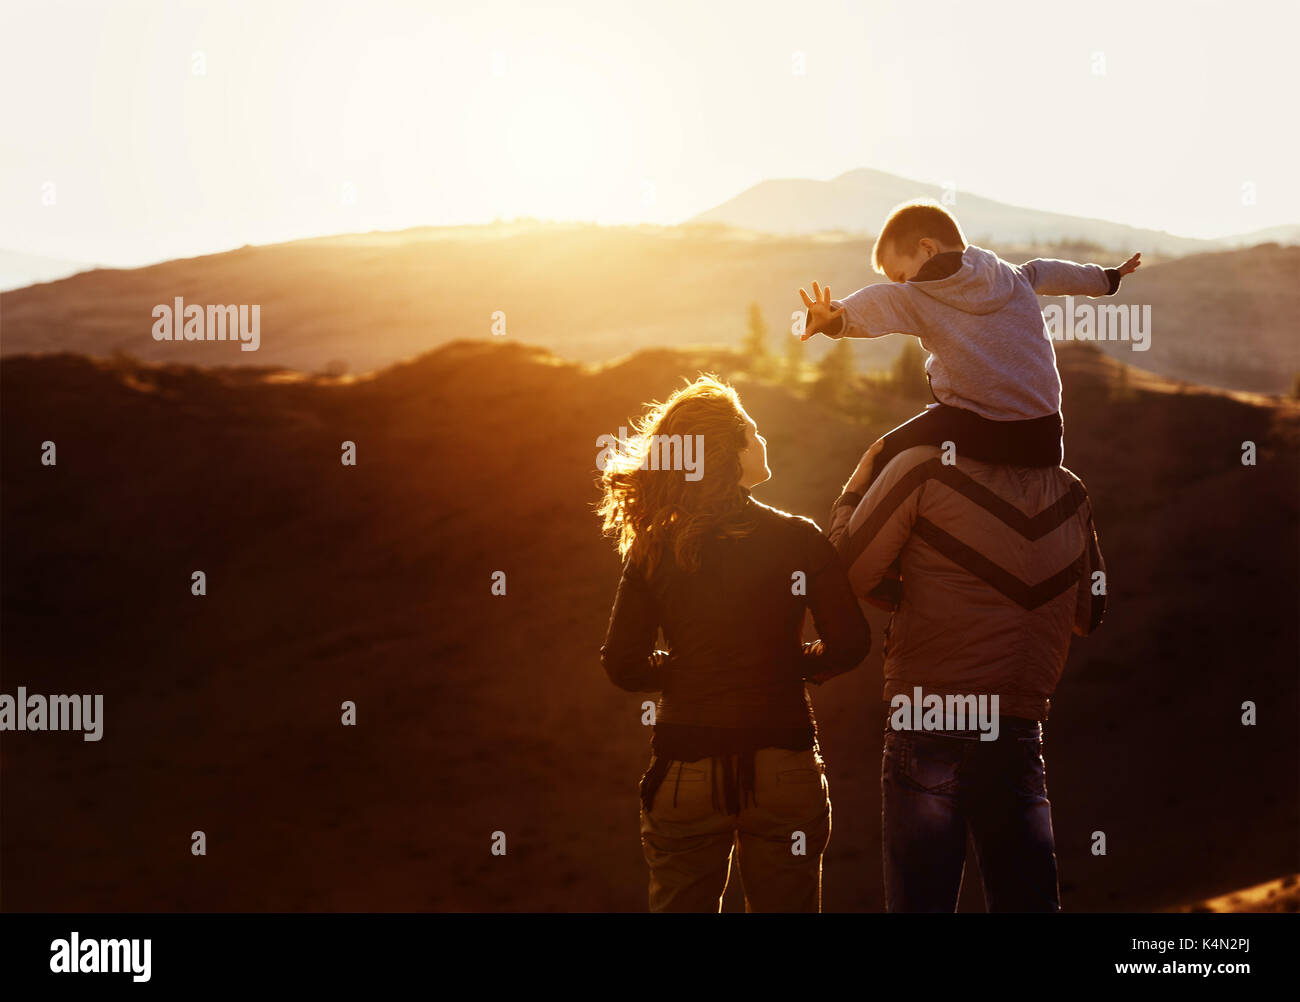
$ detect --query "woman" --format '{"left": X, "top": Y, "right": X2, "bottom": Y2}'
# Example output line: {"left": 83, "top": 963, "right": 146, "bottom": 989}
{"left": 597, "top": 374, "right": 870, "bottom": 912}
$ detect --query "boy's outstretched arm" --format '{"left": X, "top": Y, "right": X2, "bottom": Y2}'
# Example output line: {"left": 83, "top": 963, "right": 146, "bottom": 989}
{"left": 798, "top": 278, "right": 919, "bottom": 342}
{"left": 1021, "top": 251, "right": 1141, "bottom": 297}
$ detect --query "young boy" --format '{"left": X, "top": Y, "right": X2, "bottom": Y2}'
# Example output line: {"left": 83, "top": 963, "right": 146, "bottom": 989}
{"left": 800, "top": 198, "right": 1140, "bottom": 603}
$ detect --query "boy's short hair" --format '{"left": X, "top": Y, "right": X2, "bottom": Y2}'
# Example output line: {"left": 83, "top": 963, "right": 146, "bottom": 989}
{"left": 872, "top": 199, "right": 967, "bottom": 274}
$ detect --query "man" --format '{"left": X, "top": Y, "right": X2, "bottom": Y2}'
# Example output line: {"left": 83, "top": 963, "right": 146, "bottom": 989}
{"left": 827, "top": 438, "right": 1106, "bottom": 912}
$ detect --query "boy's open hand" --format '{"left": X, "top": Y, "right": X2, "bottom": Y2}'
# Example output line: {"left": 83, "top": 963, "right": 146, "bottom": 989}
{"left": 1117, "top": 252, "right": 1141, "bottom": 276}
{"left": 798, "top": 282, "right": 846, "bottom": 341}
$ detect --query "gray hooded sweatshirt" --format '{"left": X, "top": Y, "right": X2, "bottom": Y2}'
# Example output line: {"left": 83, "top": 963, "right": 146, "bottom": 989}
{"left": 829, "top": 245, "right": 1113, "bottom": 420}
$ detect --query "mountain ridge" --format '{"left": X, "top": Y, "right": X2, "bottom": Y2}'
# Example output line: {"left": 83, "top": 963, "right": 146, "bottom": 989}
{"left": 690, "top": 167, "right": 1297, "bottom": 255}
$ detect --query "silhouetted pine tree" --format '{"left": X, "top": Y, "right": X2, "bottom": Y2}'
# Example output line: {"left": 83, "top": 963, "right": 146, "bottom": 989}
{"left": 784, "top": 324, "right": 806, "bottom": 388}
{"left": 892, "top": 338, "right": 929, "bottom": 399}
{"left": 817, "top": 338, "right": 854, "bottom": 407}
{"left": 742, "top": 302, "right": 770, "bottom": 373}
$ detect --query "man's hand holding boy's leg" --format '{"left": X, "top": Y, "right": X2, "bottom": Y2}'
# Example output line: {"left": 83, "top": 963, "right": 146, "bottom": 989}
{"left": 825, "top": 438, "right": 884, "bottom": 552}
{"left": 840, "top": 437, "right": 884, "bottom": 500}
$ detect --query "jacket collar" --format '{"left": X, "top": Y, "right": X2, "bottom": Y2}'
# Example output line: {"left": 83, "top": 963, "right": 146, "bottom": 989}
{"left": 912, "top": 249, "right": 965, "bottom": 283}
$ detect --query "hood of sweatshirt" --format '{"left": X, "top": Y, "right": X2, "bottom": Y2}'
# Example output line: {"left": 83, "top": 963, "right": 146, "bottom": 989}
{"left": 908, "top": 244, "right": 1017, "bottom": 316}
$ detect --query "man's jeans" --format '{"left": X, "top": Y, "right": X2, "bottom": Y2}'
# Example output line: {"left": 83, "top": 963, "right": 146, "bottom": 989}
{"left": 882, "top": 717, "right": 1060, "bottom": 912}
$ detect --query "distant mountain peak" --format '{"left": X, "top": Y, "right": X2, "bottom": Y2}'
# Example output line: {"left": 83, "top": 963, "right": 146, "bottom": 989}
{"left": 691, "top": 168, "right": 1295, "bottom": 255}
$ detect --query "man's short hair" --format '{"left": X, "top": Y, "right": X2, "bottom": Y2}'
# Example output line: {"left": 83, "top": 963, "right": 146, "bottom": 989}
{"left": 872, "top": 199, "right": 967, "bottom": 274}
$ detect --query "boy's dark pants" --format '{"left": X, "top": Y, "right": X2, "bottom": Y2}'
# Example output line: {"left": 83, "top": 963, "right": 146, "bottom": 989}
{"left": 868, "top": 403, "right": 1064, "bottom": 492}
{"left": 881, "top": 717, "right": 1061, "bottom": 912}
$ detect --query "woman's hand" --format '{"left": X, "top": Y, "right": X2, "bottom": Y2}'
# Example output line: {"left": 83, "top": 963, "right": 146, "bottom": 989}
{"left": 649, "top": 649, "right": 675, "bottom": 689}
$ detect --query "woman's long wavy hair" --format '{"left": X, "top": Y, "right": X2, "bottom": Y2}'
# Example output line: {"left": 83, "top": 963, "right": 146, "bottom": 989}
{"left": 597, "top": 374, "right": 759, "bottom": 574}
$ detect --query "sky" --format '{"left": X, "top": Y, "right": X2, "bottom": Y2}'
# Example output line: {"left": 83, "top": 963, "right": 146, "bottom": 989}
{"left": 2, "top": 0, "right": 1297, "bottom": 268}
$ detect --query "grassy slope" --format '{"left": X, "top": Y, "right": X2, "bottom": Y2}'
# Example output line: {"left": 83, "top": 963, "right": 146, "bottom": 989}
{"left": 1, "top": 340, "right": 1296, "bottom": 911}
